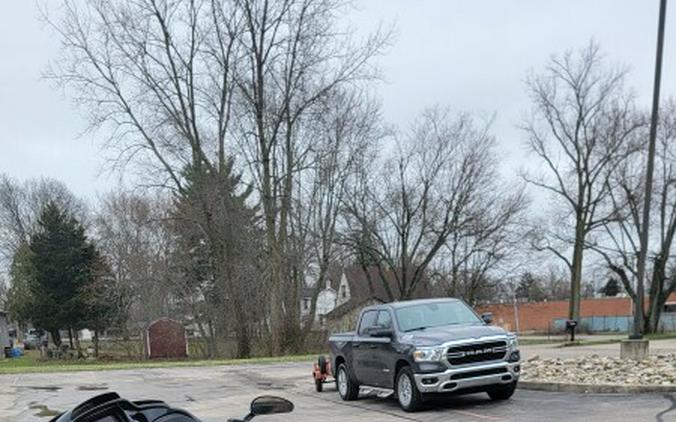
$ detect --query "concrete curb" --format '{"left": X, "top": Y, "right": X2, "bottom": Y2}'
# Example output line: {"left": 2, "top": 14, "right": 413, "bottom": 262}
{"left": 519, "top": 380, "right": 676, "bottom": 394}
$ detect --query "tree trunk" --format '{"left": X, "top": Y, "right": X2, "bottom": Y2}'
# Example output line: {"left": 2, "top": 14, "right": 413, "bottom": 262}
{"left": 268, "top": 248, "right": 286, "bottom": 355}
{"left": 68, "top": 328, "right": 74, "bottom": 349}
{"left": 208, "top": 319, "right": 219, "bottom": 358}
{"left": 195, "top": 320, "right": 215, "bottom": 359}
{"left": 50, "top": 330, "right": 62, "bottom": 349}
{"left": 235, "top": 322, "right": 250, "bottom": 359}
{"left": 93, "top": 330, "right": 100, "bottom": 358}
{"left": 300, "top": 264, "right": 330, "bottom": 349}
{"left": 645, "top": 255, "right": 673, "bottom": 334}
{"left": 284, "top": 264, "right": 303, "bottom": 353}
{"left": 569, "top": 217, "right": 585, "bottom": 321}
{"left": 73, "top": 330, "right": 83, "bottom": 358}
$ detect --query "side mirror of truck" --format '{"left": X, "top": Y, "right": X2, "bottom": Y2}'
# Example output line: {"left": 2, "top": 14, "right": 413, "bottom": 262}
{"left": 368, "top": 327, "right": 393, "bottom": 338}
{"left": 481, "top": 312, "right": 493, "bottom": 324}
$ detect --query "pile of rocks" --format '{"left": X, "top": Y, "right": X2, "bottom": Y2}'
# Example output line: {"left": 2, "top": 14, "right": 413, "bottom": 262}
{"left": 522, "top": 354, "right": 676, "bottom": 385}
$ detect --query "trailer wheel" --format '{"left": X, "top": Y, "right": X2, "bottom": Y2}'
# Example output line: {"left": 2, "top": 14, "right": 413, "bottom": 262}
{"left": 315, "top": 377, "right": 323, "bottom": 392}
{"left": 318, "top": 355, "right": 328, "bottom": 374}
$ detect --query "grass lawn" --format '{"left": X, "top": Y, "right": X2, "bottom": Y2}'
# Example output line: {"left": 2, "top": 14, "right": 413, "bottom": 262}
{"left": 645, "top": 332, "right": 676, "bottom": 341}
{"left": 518, "top": 338, "right": 564, "bottom": 346}
{"left": 0, "top": 350, "right": 316, "bottom": 375}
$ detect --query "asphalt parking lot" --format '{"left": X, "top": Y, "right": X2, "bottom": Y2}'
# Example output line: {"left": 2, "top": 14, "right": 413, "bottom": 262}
{"left": 2, "top": 360, "right": 676, "bottom": 422}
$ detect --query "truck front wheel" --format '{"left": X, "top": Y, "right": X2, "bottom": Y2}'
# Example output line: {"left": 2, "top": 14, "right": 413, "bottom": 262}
{"left": 395, "top": 366, "right": 423, "bottom": 412}
{"left": 486, "top": 381, "right": 517, "bottom": 401}
{"left": 336, "top": 363, "right": 359, "bottom": 401}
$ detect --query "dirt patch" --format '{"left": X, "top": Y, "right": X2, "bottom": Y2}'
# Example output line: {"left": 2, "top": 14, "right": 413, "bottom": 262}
{"left": 29, "top": 404, "right": 61, "bottom": 417}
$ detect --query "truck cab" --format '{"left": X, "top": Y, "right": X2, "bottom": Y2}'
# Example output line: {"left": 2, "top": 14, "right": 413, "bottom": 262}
{"left": 328, "top": 298, "right": 520, "bottom": 411}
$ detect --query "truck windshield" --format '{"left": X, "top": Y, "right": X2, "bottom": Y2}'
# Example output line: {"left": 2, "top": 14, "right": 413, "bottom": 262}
{"left": 395, "top": 301, "right": 481, "bottom": 332}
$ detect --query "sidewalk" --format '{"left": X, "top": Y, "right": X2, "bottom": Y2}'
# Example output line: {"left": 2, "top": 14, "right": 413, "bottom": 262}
{"left": 520, "top": 334, "right": 627, "bottom": 342}
{"left": 520, "top": 338, "right": 676, "bottom": 359}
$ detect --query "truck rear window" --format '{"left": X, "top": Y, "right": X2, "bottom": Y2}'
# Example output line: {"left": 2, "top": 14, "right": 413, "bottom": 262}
{"left": 395, "top": 301, "right": 481, "bottom": 332}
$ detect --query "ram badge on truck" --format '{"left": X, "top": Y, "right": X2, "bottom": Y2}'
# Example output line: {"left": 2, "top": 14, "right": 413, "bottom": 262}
{"left": 328, "top": 298, "right": 521, "bottom": 411}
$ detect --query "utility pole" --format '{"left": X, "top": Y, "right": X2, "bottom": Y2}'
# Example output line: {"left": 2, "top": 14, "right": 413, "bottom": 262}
{"left": 632, "top": 0, "right": 667, "bottom": 340}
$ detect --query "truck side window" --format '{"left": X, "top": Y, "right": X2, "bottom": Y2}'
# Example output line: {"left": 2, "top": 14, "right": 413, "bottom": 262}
{"left": 377, "top": 310, "right": 392, "bottom": 329}
{"left": 358, "top": 311, "right": 378, "bottom": 336}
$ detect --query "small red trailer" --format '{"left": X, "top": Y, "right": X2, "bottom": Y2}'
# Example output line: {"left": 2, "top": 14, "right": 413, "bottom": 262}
{"left": 311, "top": 355, "right": 333, "bottom": 392}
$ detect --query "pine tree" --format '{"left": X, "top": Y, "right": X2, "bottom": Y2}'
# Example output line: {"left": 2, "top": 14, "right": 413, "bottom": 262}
{"left": 170, "top": 162, "right": 259, "bottom": 358}
{"left": 601, "top": 277, "right": 621, "bottom": 297}
{"left": 10, "top": 202, "right": 104, "bottom": 348}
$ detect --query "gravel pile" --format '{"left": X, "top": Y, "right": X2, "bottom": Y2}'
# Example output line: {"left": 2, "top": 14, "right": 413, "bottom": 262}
{"left": 522, "top": 354, "right": 676, "bottom": 386}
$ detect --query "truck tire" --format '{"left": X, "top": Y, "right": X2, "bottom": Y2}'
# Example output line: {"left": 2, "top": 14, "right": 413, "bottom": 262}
{"left": 336, "top": 363, "right": 359, "bottom": 401}
{"left": 395, "top": 366, "right": 423, "bottom": 412}
{"left": 486, "top": 381, "right": 517, "bottom": 401}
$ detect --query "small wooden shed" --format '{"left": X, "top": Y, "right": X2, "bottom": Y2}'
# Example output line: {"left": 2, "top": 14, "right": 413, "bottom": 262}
{"left": 143, "top": 318, "right": 188, "bottom": 359}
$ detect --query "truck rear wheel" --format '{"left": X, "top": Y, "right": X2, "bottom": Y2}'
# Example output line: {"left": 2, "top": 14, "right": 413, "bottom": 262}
{"left": 486, "top": 381, "right": 517, "bottom": 401}
{"left": 395, "top": 366, "right": 423, "bottom": 412}
{"left": 336, "top": 363, "right": 359, "bottom": 401}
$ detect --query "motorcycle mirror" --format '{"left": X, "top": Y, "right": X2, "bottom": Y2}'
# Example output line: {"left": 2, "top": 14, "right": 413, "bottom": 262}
{"left": 250, "top": 396, "right": 294, "bottom": 416}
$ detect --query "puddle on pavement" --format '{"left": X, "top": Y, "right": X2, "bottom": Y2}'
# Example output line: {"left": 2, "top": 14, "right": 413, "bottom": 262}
{"left": 29, "top": 404, "right": 61, "bottom": 418}
{"left": 77, "top": 384, "right": 109, "bottom": 391}
{"left": 255, "top": 381, "right": 294, "bottom": 390}
{"left": 24, "top": 386, "right": 62, "bottom": 392}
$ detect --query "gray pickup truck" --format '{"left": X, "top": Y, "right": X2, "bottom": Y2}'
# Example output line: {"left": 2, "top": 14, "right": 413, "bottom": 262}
{"left": 328, "top": 298, "right": 520, "bottom": 411}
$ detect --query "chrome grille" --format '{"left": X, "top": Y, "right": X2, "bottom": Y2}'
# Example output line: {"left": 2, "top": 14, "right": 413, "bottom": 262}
{"left": 446, "top": 340, "right": 507, "bottom": 365}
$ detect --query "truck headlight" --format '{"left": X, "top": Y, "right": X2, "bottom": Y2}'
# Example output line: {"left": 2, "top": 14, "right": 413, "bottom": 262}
{"left": 413, "top": 347, "right": 445, "bottom": 362}
{"left": 507, "top": 333, "right": 518, "bottom": 350}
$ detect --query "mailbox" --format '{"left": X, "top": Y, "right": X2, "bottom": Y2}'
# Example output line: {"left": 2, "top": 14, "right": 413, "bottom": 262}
{"left": 565, "top": 319, "right": 578, "bottom": 341}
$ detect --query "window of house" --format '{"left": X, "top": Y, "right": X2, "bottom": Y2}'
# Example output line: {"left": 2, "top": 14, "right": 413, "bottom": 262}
{"left": 341, "top": 284, "right": 347, "bottom": 298}
{"left": 303, "top": 298, "right": 309, "bottom": 310}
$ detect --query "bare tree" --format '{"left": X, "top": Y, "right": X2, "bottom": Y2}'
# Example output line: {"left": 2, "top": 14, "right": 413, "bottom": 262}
{"left": 591, "top": 99, "right": 676, "bottom": 332}
{"left": 45, "top": 0, "right": 244, "bottom": 185}
{"left": 345, "top": 107, "right": 511, "bottom": 300}
{"left": 523, "top": 42, "right": 642, "bottom": 321}
{"left": 231, "top": 0, "right": 390, "bottom": 353}
{"left": 93, "top": 191, "right": 174, "bottom": 334}
{"left": 286, "top": 90, "right": 383, "bottom": 345}
{"left": 46, "top": 1, "right": 246, "bottom": 353}
{"left": 0, "top": 174, "right": 85, "bottom": 270}
{"left": 435, "top": 184, "right": 529, "bottom": 304}
{"left": 47, "top": 0, "right": 390, "bottom": 355}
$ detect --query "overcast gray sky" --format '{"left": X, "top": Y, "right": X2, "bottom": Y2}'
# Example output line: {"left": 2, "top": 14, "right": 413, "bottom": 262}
{"left": 0, "top": 1, "right": 674, "bottom": 201}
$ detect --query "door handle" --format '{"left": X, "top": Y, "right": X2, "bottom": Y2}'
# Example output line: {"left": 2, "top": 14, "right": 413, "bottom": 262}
{"left": 353, "top": 343, "right": 361, "bottom": 348}
{"left": 368, "top": 344, "right": 377, "bottom": 349}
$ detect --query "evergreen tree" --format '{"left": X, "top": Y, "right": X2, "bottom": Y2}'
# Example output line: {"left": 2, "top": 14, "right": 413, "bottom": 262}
{"left": 516, "top": 271, "right": 546, "bottom": 302}
{"left": 7, "top": 243, "right": 37, "bottom": 326}
{"left": 170, "top": 162, "right": 259, "bottom": 358}
{"left": 601, "top": 277, "right": 621, "bottom": 297}
{"left": 8, "top": 202, "right": 103, "bottom": 348}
